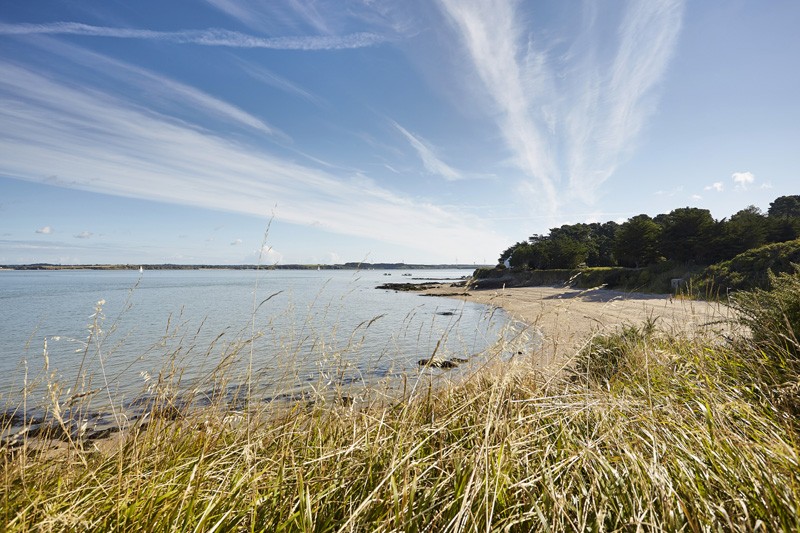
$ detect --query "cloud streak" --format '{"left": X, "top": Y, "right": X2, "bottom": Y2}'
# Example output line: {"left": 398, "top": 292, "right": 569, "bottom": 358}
{"left": 0, "top": 62, "right": 504, "bottom": 261}
{"left": 439, "top": 0, "right": 684, "bottom": 210}
{"left": 0, "top": 21, "right": 385, "bottom": 50}
{"left": 393, "top": 121, "right": 462, "bottom": 181}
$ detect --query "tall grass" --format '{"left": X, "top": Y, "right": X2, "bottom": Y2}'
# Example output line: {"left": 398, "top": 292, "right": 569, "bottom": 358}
{"left": 3, "top": 277, "right": 800, "bottom": 531}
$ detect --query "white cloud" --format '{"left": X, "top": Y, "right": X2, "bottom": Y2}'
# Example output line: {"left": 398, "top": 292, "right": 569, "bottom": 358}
{"left": 392, "top": 121, "right": 462, "bottom": 181}
{"left": 732, "top": 171, "right": 755, "bottom": 190}
{"left": 35, "top": 225, "right": 53, "bottom": 234}
{"left": 230, "top": 238, "right": 243, "bottom": 246}
{"left": 760, "top": 182, "right": 773, "bottom": 189}
{"left": 0, "top": 62, "right": 505, "bottom": 262}
{"left": 704, "top": 182, "right": 724, "bottom": 192}
{"left": 75, "top": 231, "right": 93, "bottom": 239}
{"left": 438, "top": 0, "right": 684, "bottom": 210}
{"left": 0, "top": 21, "right": 385, "bottom": 50}
{"left": 690, "top": 194, "right": 702, "bottom": 201}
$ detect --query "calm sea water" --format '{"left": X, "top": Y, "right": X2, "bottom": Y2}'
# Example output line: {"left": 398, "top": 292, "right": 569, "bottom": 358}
{"left": 1, "top": 269, "right": 512, "bottom": 413}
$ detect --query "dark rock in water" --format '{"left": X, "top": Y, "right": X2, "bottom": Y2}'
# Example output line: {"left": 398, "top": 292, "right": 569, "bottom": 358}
{"left": 417, "top": 358, "right": 458, "bottom": 369}
{"left": 376, "top": 282, "right": 442, "bottom": 291}
{"left": 436, "top": 311, "right": 457, "bottom": 316}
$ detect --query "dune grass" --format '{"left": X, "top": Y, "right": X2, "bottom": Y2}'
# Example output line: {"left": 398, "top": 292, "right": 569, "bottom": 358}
{"left": 3, "top": 276, "right": 800, "bottom": 531}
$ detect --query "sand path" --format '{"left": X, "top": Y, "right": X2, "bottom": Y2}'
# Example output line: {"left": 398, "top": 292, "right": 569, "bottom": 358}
{"left": 424, "top": 285, "right": 734, "bottom": 370}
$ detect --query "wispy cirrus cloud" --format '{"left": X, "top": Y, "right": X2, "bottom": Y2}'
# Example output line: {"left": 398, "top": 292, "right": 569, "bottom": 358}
{"left": 0, "top": 62, "right": 504, "bottom": 261}
{"left": 204, "top": 0, "right": 268, "bottom": 31}
{"left": 392, "top": 121, "right": 462, "bottom": 181}
{"left": 438, "top": 0, "right": 684, "bottom": 211}
{"left": 205, "top": 0, "right": 378, "bottom": 37}
{"left": 35, "top": 226, "right": 53, "bottom": 234}
{"left": 0, "top": 21, "right": 385, "bottom": 50}
{"left": 20, "top": 36, "right": 283, "bottom": 139}
{"left": 237, "top": 59, "right": 324, "bottom": 107}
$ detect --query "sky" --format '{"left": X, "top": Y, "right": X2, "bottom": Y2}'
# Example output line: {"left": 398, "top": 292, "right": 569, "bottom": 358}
{"left": 1, "top": 1, "right": 798, "bottom": 265}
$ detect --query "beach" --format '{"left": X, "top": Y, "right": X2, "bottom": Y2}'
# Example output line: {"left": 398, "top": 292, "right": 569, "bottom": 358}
{"left": 425, "top": 284, "right": 734, "bottom": 370}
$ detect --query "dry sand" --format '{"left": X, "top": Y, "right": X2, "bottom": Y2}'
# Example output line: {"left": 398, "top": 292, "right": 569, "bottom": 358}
{"left": 424, "top": 284, "right": 734, "bottom": 371}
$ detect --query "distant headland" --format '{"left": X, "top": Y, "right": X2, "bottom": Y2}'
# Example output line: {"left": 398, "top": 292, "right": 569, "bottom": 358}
{"left": 0, "top": 262, "right": 488, "bottom": 271}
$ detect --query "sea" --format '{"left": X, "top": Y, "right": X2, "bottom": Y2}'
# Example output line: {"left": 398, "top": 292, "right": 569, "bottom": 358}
{"left": 1, "top": 268, "right": 518, "bottom": 430}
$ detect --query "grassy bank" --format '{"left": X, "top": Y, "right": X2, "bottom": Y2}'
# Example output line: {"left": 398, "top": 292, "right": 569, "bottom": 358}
{"left": 473, "top": 261, "right": 703, "bottom": 294}
{"left": 3, "top": 275, "right": 800, "bottom": 531}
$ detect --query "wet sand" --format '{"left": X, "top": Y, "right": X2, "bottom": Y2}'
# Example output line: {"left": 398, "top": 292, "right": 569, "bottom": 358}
{"left": 424, "top": 284, "right": 734, "bottom": 371}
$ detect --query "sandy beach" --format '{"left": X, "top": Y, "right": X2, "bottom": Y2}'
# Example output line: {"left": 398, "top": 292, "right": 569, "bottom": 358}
{"left": 425, "top": 284, "right": 734, "bottom": 370}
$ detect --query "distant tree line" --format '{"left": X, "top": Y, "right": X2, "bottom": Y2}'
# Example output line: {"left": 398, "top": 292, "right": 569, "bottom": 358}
{"left": 500, "top": 195, "right": 800, "bottom": 270}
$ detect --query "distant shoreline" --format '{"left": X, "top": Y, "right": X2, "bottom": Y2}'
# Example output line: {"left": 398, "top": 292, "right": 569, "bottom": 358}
{"left": 0, "top": 263, "right": 488, "bottom": 271}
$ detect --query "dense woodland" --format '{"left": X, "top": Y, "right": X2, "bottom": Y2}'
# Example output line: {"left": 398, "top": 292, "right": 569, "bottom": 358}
{"left": 500, "top": 195, "right": 800, "bottom": 270}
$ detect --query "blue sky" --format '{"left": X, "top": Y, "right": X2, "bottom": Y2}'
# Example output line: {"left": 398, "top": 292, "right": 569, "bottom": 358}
{"left": 1, "top": 1, "right": 798, "bottom": 265}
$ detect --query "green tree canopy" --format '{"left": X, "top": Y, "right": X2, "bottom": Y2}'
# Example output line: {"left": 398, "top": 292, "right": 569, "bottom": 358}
{"left": 586, "top": 222, "right": 619, "bottom": 267}
{"left": 497, "top": 194, "right": 796, "bottom": 271}
{"left": 767, "top": 195, "right": 800, "bottom": 218}
{"left": 614, "top": 215, "right": 661, "bottom": 268}
{"left": 659, "top": 207, "right": 716, "bottom": 263}
{"left": 715, "top": 205, "right": 768, "bottom": 259}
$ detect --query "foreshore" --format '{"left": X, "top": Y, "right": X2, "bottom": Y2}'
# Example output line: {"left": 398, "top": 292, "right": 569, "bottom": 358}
{"left": 423, "top": 284, "right": 733, "bottom": 371}
{"left": 4, "top": 282, "right": 731, "bottom": 449}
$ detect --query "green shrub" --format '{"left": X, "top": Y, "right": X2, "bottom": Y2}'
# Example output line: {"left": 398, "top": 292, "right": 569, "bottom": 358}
{"left": 700, "top": 238, "right": 800, "bottom": 292}
{"left": 731, "top": 267, "right": 800, "bottom": 364}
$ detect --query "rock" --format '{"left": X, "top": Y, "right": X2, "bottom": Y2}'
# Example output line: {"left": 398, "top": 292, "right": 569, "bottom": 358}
{"left": 417, "top": 358, "right": 459, "bottom": 369}
{"left": 376, "top": 282, "right": 442, "bottom": 291}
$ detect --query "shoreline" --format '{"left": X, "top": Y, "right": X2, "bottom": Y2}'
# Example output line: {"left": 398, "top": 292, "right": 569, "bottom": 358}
{"left": 422, "top": 284, "right": 733, "bottom": 370}
{"left": 3, "top": 283, "right": 732, "bottom": 450}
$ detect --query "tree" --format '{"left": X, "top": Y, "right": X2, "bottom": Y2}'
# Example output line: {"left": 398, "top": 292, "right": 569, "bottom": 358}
{"left": 614, "top": 215, "right": 661, "bottom": 267}
{"left": 766, "top": 195, "right": 800, "bottom": 243}
{"left": 499, "top": 241, "right": 532, "bottom": 268}
{"left": 714, "top": 206, "right": 768, "bottom": 260}
{"left": 542, "top": 224, "right": 592, "bottom": 269}
{"left": 767, "top": 195, "right": 800, "bottom": 218}
{"left": 544, "top": 236, "right": 588, "bottom": 269}
{"left": 659, "top": 207, "right": 716, "bottom": 264}
{"left": 586, "top": 221, "right": 619, "bottom": 267}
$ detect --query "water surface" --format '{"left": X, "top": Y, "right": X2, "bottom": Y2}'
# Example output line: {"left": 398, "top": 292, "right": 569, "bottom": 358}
{"left": 1, "top": 269, "right": 510, "bottom": 414}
